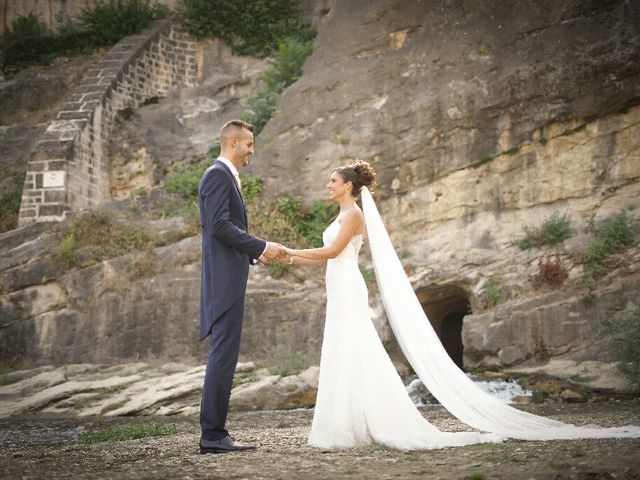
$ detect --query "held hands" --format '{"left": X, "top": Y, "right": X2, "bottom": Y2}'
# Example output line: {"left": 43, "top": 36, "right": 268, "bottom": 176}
{"left": 259, "top": 242, "right": 289, "bottom": 265}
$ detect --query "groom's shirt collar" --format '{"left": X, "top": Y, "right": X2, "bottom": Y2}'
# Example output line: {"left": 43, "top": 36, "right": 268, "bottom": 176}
{"left": 216, "top": 156, "right": 239, "bottom": 178}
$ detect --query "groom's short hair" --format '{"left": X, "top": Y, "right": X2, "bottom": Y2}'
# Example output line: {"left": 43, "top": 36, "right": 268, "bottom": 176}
{"left": 220, "top": 119, "right": 254, "bottom": 138}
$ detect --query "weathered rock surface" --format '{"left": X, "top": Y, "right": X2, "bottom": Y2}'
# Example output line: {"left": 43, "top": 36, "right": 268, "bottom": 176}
{"left": 230, "top": 366, "right": 320, "bottom": 411}
{"left": 0, "top": 225, "right": 328, "bottom": 368}
{"left": 505, "top": 359, "right": 633, "bottom": 393}
{"left": 248, "top": 0, "right": 640, "bottom": 388}
{"left": 0, "top": 362, "right": 320, "bottom": 419}
{"left": 2, "top": 0, "right": 640, "bottom": 390}
{"left": 463, "top": 265, "right": 640, "bottom": 371}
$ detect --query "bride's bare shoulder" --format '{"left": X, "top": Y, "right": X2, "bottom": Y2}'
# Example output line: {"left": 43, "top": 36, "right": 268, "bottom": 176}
{"left": 341, "top": 207, "right": 364, "bottom": 232}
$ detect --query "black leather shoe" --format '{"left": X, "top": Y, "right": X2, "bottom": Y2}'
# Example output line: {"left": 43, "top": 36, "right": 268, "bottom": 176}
{"left": 199, "top": 436, "right": 256, "bottom": 454}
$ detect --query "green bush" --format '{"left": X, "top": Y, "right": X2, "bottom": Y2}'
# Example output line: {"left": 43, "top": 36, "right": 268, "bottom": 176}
{"left": 1, "top": 1, "right": 165, "bottom": 70}
{"left": 165, "top": 160, "right": 209, "bottom": 199}
{"left": 0, "top": 189, "right": 22, "bottom": 234}
{"left": 267, "top": 261, "right": 291, "bottom": 279}
{"left": 58, "top": 210, "right": 153, "bottom": 267}
{"left": 602, "top": 307, "right": 640, "bottom": 385}
{"left": 0, "top": 13, "right": 85, "bottom": 68}
{"left": 207, "top": 139, "right": 221, "bottom": 159}
{"left": 244, "top": 87, "right": 281, "bottom": 135}
{"left": 240, "top": 173, "right": 263, "bottom": 201}
{"left": 244, "top": 36, "right": 313, "bottom": 134}
{"left": 262, "top": 36, "right": 313, "bottom": 88}
{"left": 483, "top": 276, "right": 501, "bottom": 309}
{"left": 583, "top": 211, "right": 634, "bottom": 280}
{"left": 179, "top": 0, "right": 314, "bottom": 57}
{"left": 514, "top": 211, "right": 572, "bottom": 249}
{"left": 80, "top": 0, "right": 167, "bottom": 47}
{"left": 300, "top": 199, "right": 339, "bottom": 247}
{"left": 245, "top": 188, "right": 337, "bottom": 254}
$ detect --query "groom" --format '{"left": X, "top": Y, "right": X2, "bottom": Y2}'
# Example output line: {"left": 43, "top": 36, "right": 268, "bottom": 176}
{"left": 198, "top": 119, "right": 284, "bottom": 453}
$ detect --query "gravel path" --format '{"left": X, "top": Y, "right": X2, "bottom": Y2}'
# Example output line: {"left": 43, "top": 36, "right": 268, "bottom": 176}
{"left": 2, "top": 400, "right": 639, "bottom": 479}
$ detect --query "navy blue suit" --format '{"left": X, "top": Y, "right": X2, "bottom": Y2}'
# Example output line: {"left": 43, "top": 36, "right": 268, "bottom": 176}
{"left": 198, "top": 160, "right": 266, "bottom": 441}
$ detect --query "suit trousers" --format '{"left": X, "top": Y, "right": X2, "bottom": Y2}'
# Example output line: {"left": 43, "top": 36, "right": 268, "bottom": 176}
{"left": 200, "top": 295, "right": 245, "bottom": 441}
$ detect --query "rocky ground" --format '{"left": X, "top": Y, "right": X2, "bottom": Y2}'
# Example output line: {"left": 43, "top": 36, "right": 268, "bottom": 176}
{"left": 1, "top": 401, "right": 639, "bottom": 480}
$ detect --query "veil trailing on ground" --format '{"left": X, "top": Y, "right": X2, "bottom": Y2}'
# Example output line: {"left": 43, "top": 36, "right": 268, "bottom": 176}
{"left": 360, "top": 187, "right": 640, "bottom": 440}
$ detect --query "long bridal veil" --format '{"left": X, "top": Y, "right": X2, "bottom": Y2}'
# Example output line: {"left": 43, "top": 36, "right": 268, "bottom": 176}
{"left": 360, "top": 187, "right": 640, "bottom": 440}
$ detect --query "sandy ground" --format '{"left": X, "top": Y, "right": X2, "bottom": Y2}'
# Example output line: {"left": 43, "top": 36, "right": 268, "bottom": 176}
{"left": 1, "top": 400, "right": 639, "bottom": 480}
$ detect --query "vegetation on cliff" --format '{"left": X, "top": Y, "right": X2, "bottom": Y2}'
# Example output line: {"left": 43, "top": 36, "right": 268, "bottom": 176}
{"left": 179, "top": 0, "right": 313, "bottom": 58}
{"left": 0, "top": 1, "right": 168, "bottom": 72}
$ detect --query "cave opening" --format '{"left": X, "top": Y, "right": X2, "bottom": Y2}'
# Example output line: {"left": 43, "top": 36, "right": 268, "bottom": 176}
{"left": 416, "top": 285, "right": 471, "bottom": 370}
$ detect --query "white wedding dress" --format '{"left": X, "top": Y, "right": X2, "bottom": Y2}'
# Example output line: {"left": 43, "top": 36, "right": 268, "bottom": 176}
{"left": 308, "top": 208, "right": 501, "bottom": 449}
{"left": 308, "top": 187, "right": 640, "bottom": 450}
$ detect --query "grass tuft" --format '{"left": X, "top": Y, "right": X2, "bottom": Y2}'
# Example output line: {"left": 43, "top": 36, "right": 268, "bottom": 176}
{"left": 582, "top": 211, "right": 634, "bottom": 281}
{"left": 80, "top": 422, "right": 177, "bottom": 443}
{"left": 513, "top": 211, "right": 572, "bottom": 250}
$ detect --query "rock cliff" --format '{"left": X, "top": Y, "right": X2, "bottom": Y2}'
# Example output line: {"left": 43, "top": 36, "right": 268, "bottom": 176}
{"left": 1, "top": 0, "right": 640, "bottom": 392}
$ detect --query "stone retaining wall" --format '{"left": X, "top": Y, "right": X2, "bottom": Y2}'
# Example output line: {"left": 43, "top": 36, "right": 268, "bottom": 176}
{"left": 18, "top": 19, "right": 198, "bottom": 225}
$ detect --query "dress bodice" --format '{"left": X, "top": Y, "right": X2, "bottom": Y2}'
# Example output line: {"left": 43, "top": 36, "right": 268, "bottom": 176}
{"left": 322, "top": 212, "right": 363, "bottom": 262}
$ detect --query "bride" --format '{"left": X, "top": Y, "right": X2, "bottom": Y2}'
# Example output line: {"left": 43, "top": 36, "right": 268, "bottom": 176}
{"left": 283, "top": 160, "right": 640, "bottom": 450}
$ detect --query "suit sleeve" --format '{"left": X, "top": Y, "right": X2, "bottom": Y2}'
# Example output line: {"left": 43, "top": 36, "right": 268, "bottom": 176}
{"left": 201, "top": 169, "right": 267, "bottom": 259}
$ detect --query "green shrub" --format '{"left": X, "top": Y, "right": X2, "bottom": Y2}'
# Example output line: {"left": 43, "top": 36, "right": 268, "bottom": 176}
{"left": 243, "top": 36, "right": 313, "bottom": 134}
{"left": 514, "top": 211, "right": 572, "bottom": 249}
{"left": 59, "top": 233, "right": 78, "bottom": 268}
{"left": 244, "top": 87, "right": 281, "bottom": 135}
{"left": 207, "top": 139, "right": 221, "bottom": 159}
{"left": 58, "top": 210, "right": 153, "bottom": 267}
{"left": 1, "top": 1, "right": 164, "bottom": 71}
{"left": 0, "top": 189, "right": 22, "bottom": 234}
{"left": 583, "top": 211, "right": 634, "bottom": 280}
{"left": 0, "top": 13, "right": 83, "bottom": 69}
{"left": 80, "top": 0, "right": 167, "bottom": 47}
{"left": 602, "top": 307, "right": 640, "bottom": 385}
{"left": 262, "top": 36, "right": 313, "bottom": 88}
{"left": 179, "top": 0, "right": 314, "bottom": 58}
{"left": 165, "top": 160, "right": 209, "bottom": 198}
{"left": 232, "top": 370, "right": 258, "bottom": 387}
{"left": 267, "top": 261, "right": 291, "bottom": 279}
{"left": 300, "top": 200, "right": 339, "bottom": 247}
{"left": 240, "top": 173, "right": 263, "bottom": 201}
{"left": 245, "top": 187, "right": 337, "bottom": 253}
{"left": 483, "top": 276, "right": 501, "bottom": 309}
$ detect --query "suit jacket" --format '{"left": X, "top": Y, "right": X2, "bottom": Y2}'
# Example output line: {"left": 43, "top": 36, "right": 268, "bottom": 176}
{"left": 198, "top": 160, "right": 266, "bottom": 340}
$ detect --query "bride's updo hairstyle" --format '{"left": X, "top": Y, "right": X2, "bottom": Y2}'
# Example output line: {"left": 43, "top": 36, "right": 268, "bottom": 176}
{"left": 334, "top": 160, "right": 377, "bottom": 197}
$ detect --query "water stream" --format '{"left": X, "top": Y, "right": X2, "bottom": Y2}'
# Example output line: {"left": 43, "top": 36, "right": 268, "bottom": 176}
{"left": 405, "top": 375, "right": 532, "bottom": 406}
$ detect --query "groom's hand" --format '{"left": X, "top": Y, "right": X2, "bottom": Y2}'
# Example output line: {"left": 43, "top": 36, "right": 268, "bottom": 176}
{"left": 263, "top": 242, "right": 286, "bottom": 261}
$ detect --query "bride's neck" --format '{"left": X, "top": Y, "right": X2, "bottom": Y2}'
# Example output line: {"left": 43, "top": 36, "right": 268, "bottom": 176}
{"left": 339, "top": 198, "right": 356, "bottom": 212}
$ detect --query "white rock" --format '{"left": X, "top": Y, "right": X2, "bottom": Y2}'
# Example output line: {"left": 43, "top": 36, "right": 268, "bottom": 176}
{"left": 235, "top": 361, "right": 257, "bottom": 373}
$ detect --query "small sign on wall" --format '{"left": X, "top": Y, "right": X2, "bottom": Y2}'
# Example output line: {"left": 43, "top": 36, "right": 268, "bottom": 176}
{"left": 43, "top": 171, "right": 65, "bottom": 188}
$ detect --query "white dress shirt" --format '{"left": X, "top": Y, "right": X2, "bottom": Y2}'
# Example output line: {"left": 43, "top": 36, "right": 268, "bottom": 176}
{"left": 216, "top": 156, "right": 241, "bottom": 189}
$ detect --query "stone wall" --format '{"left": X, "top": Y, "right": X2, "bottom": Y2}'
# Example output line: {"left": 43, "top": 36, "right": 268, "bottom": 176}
{"left": 17, "top": 19, "right": 198, "bottom": 225}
